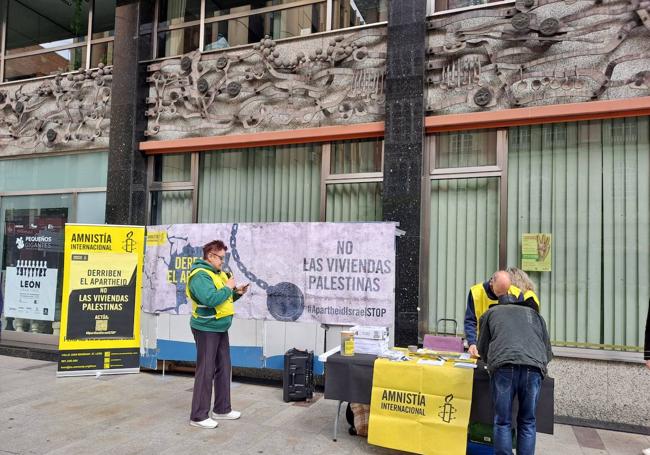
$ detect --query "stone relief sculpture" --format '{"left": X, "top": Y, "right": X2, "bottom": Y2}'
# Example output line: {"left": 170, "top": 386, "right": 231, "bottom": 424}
{"left": 426, "top": 0, "right": 650, "bottom": 113}
{"left": 145, "top": 28, "right": 386, "bottom": 139}
{"left": 0, "top": 64, "right": 112, "bottom": 155}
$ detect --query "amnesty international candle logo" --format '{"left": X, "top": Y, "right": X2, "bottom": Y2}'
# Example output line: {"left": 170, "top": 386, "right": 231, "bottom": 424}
{"left": 122, "top": 231, "right": 136, "bottom": 253}
{"left": 438, "top": 394, "right": 457, "bottom": 423}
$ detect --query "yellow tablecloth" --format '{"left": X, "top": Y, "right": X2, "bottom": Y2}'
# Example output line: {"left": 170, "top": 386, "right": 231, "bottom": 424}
{"left": 367, "top": 358, "right": 474, "bottom": 455}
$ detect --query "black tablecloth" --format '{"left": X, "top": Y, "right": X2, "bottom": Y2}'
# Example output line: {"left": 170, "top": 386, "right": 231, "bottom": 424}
{"left": 324, "top": 353, "right": 554, "bottom": 434}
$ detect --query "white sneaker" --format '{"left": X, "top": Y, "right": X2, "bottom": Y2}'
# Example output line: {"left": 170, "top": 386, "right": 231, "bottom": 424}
{"left": 211, "top": 410, "right": 241, "bottom": 420}
{"left": 189, "top": 418, "right": 218, "bottom": 429}
{"left": 641, "top": 449, "right": 650, "bottom": 455}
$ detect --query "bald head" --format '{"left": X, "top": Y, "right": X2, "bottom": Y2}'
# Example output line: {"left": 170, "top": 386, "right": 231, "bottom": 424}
{"left": 490, "top": 271, "right": 511, "bottom": 297}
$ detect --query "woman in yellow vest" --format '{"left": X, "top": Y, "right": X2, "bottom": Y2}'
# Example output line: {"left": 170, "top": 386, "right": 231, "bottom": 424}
{"left": 506, "top": 267, "right": 540, "bottom": 310}
{"left": 188, "top": 240, "right": 249, "bottom": 429}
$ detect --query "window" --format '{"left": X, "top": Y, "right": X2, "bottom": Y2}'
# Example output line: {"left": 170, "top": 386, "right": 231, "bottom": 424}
{"left": 0, "top": 152, "right": 108, "bottom": 338}
{"left": 151, "top": 190, "right": 194, "bottom": 224}
{"left": 148, "top": 154, "right": 196, "bottom": 224}
{"left": 154, "top": 0, "right": 327, "bottom": 58}
{"left": 0, "top": 196, "right": 71, "bottom": 336}
{"left": 203, "top": 4, "right": 325, "bottom": 51}
{"left": 430, "top": 0, "right": 506, "bottom": 14}
{"left": 426, "top": 131, "right": 502, "bottom": 338}
{"left": 153, "top": 154, "right": 192, "bottom": 182}
{"left": 0, "top": 152, "right": 108, "bottom": 191}
{"left": 507, "top": 118, "right": 649, "bottom": 352}
{"left": 198, "top": 144, "right": 321, "bottom": 222}
{"left": 151, "top": 0, "right": 389, "bottom": 59}
{"left": 332, "top": 0, "right": 388, "bottom": 29}
{"left": 325, "top": 139, "right": 383, "bottom": 222}
{"left": 3, "top": 0, "right": 116, "bottom": 82}
{"left": 147, "top": 140, "right": 385, "bottom": 225}
{"left": 433, "top": 130, "right": 498, "bottom": 171}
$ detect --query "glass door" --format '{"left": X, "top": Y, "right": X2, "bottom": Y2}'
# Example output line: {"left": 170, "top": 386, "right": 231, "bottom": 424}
{"left": 0, "top": 194, "right": 72, "bottom": 342}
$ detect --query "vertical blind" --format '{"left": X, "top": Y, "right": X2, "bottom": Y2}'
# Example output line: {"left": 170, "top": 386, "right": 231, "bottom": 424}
{"left": 327, "top": 139, "right": 383, "bottom": 222}
{"left": 507, "top": 118, "right": 650, "bottom": 349}
{"left": 428, "top": 178, "right": 500, "bottom": 333}
{"left": 435, "top": 130, "right": 497, "bottom": 169}
{"left": 326, "top": 182, "right": 383, "bottom": 222}
{"left": 331, "top": 139, "right": 383, "bottom": 174}
{"left": 198, "top": 144, "right": 321, "bottom": 223}
{"left": 154, "top": 190, "right": 193, "bottom": 224}
{"left": 155, "top": 154, "right": 191, "bottom": 182}
{"left": 151, "top": 154, "right": 193, "bottom": 225}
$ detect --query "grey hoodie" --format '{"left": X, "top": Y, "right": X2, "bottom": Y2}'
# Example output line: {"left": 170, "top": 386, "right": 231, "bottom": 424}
{"left": 477, "top": 302, "right": 553, "bottom": 377}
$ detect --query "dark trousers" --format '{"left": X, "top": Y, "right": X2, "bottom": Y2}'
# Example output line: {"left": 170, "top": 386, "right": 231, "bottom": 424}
{"left": 491, "top": 364, "right": 542, "bottom": 455}
{"left": 190, "top": 328, "right": 232, "bottom": 422}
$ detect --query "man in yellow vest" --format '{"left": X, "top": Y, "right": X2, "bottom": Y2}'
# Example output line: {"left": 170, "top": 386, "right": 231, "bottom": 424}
{"left": 464, "top": 270, "right": 523, "bottom": 357}
{"left": 188, "top": 240, "right": 249, "bottom": 429}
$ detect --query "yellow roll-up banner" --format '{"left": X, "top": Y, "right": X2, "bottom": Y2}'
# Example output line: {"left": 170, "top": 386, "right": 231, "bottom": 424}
{"left": 368, "top": 359, "right": 474, "bottom": 455}
{"left": 57, "top": 224, "right": 145, "bottom": 377}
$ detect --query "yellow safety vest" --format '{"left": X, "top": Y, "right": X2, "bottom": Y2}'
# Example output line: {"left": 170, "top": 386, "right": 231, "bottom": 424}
{"left": 523, "top": 289, "right": 541, "bottom": 309}
{"left": 470, "top": 283, "right": 522, "bottom": 332}
{"left": 186, "top": 268, "right": 234, "bottom": 320}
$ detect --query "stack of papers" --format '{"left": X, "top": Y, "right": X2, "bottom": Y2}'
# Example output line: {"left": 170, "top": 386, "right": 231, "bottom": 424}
{"left": 454, "top": 362, "right": 478, "bottom": 369}
{"left": 354, "top": 336, "right": 390, "bottom": 355}
{"left": 350, "top": 325, "right": 389, "bottom": 340}
{"left": 351, "top": 325, "right": 390, "bottom": 355}
{"left": 379, "top": 349, "right": 410, "bottom": 361}
{"left": 417, "top": 358, "right": 445, "bottom": 366}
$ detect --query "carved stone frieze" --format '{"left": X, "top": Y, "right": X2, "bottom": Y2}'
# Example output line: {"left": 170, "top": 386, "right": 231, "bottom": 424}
{"left": 426, "top": 0, "right": 650, "bottom": 113}
{"left": 145, "top": 27, "right": 386, "bottom": 140}
{"left": 0, "top": 65, "right": 112, "bottom": 157}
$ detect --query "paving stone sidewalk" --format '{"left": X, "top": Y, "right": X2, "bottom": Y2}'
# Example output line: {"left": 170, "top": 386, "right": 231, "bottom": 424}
{"left": 1, "top": 355, "right": 649, "bottom": 455}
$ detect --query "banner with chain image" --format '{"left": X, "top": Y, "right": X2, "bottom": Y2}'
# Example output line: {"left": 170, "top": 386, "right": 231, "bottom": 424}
{"left": 142, "top": 222, "right": 397, "bottom": 326}
{"left": 367, "top": 359, "right": 474, "bottom": 455}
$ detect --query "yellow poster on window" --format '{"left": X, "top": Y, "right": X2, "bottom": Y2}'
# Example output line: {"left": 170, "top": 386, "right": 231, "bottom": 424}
{"left": 368, "top": 359, "right": 474, "bottom": 455}
{"left": 521, "top": 233, "right": 552, "bottom": 272}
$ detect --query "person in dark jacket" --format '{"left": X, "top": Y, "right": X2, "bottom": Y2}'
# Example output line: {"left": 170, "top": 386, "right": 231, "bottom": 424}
{"left": 464, "top": 271, "right": 523, "bottom": 357}
{"left": 187, "top": 239, "right": 249, "bottom": 429}
{"left": 477, "top": 296, "right": 552, "bottom": 455}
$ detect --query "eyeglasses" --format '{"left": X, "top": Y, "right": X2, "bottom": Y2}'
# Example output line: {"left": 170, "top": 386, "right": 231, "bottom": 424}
{"left": 211, "top": 253, "right": 225, "bottom": 261}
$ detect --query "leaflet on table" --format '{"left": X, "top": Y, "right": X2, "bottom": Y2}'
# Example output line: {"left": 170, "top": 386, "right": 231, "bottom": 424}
{"left": 350, "top": 325, "right": 389, "bottom": 339}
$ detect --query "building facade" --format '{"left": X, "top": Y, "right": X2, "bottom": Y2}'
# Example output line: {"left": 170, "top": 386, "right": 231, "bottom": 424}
{"left": 0, "top": 0, "right": 648, "bottom": 433}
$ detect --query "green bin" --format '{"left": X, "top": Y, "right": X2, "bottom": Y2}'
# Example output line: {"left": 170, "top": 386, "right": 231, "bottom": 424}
{"left": 468, "top": 422, "right": 516, "bottom": 448}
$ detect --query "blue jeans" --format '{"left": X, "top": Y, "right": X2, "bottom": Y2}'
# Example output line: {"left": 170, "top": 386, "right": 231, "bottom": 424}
{"left": 491, "top": 364, "right": 542, "bottom": 455}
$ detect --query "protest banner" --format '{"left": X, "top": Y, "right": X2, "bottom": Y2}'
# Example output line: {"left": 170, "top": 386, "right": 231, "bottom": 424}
{"left": 57, "top": 224, "right": 145, "bottom": 377}
{"left": 143, "top": 222, "right": 396, "bottom": 326}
